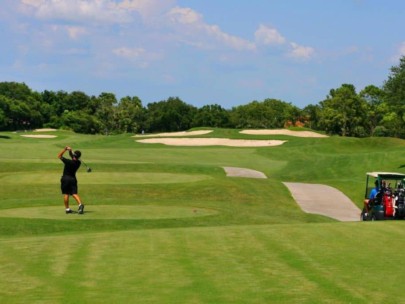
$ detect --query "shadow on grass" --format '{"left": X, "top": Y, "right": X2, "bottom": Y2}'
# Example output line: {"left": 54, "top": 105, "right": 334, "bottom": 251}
{"left": 0, "top": 135, "right": 11, "bottom": 139}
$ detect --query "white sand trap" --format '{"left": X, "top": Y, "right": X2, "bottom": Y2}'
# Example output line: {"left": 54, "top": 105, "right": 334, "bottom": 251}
{"left": 134, "top": 130, "right": 213, "bottom": 137}
{"left": 223, "top": 167, "right": 267, "bottom": 179}
{"left": 240, "top": 129, "right": 328, "bottom": 138}
{"left": 283, "top": 182, "right": 361, "bottom": 222}
{"left": 136, "top": 138, "right": 286, "bottom": 147}
{"left": 21, "top": 134, "right": 57, "bottom": 138}
{"left": 34, "top": 128, "right": 57, "bottom": 132}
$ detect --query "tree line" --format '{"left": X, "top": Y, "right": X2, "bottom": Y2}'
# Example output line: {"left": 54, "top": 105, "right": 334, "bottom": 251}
{"left": 1, "top": 56, "right": 404, "bottom": 138}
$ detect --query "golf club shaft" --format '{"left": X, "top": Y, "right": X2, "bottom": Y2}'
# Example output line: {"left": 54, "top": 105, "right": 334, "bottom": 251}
{"left": 81, "top": 159, "right": 90, "bottom": 169}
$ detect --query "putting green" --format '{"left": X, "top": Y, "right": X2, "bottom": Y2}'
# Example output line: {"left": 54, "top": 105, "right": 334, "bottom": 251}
{"left": 0, "top": 205, "right": 219, "bottom": 220}
{"left": 0, "top": 172, "right": 212, "bottom": 185}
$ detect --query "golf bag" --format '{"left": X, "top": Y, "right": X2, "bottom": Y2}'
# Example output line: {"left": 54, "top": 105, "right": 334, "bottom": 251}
{"left": 383, "top": 188, "right": 394, "bottom": 218}
{"left": 395, "top": 188, "right": 405, "bottom": 219}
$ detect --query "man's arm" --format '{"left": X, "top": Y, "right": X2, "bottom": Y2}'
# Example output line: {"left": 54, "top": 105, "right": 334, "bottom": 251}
{"left": 58, "top": 146, "right": 71, "bottom": 159}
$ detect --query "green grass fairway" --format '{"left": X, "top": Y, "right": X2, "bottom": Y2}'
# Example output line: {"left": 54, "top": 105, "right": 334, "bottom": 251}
{"left": 0, "top": 205, "right": 218, "bottom": 220}
{"left": 1, "top": 172, "right": 213, "bottom": 185}
{"left": 2, "top": 223, "right": 405, "bottom": 303}
{"left": 1, "top": 128, "right": 405, "bottom": 303}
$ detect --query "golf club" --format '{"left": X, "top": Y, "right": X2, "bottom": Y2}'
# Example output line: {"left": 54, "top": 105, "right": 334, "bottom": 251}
{"left": 69, "top": 148, "right": 92, "bottom": 172}
{"left": 81, "top": 159, "right": 92, "bottom": 172}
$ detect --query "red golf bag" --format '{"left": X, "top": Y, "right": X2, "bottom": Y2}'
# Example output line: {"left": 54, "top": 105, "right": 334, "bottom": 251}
{"left": 383, "top": 191, "right": 394, "bottom": 217}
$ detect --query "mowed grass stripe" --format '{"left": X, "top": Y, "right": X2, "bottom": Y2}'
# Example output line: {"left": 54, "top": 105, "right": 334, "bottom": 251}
{"left": 2, "top": 223, "right": 405, "bottom": 303}
{"left": 0, "top": 205, "right": 218, "bottom": 220}
{"left": 0, "top": 172, "right": 213, "bottom": 185}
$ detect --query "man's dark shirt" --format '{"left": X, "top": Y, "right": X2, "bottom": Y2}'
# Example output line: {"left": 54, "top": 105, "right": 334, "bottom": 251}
{"left": 61, "top": 157, "right": 81, "bottom": 177}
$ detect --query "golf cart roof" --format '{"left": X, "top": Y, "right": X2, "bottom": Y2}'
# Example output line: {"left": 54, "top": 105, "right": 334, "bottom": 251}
{"left": 367, "top": 172, "right": 405, "bottom": 179}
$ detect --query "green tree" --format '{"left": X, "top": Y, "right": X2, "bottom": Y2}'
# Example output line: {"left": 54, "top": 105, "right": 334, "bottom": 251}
{"left": 192, "top": 104, "right": 230, "bottom": 128}
{"left": 145, "top": 97, "right": 197, "bottom": 132}
{"left": 302, "top": 104, "right": 321, "bottom": 130}
{"left": 229, "top": 98, "right": 298, "bottom": 129}
{"left": 116, "top": 96, "right": 144, "bottom": 133}
{"left": 9, "top": 99, "right": 31, "bottom": 130}
{"left": 0, "top": 82, "right": 32, "bottom": 101}
{"left": 359, "top": 85, "right": 386, "bottom": 136}
{"left": 0, "top": 95, "right": 11, "bottom": 130}
{"left": 61, "top": 111, "right": 101, "bottom": 134}
{"left": 0, "top": 82, "right": 44, "bottom": 130}
{"left": 319, "top": 84, "right": 368, "bottom": 136}
{"left": 382, "top": 55, "right": 405, "bottom": 137}
{"left": 65, "top": 91, "right": 91, "bottom": 112}
{"left": 0, "top": 108, "right": 5, "bottom": 129}
{"left": 95, "top": 93, "right": 117, "bottom": 134}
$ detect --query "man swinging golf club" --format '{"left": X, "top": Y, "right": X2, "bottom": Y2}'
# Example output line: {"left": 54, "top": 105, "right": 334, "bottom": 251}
{"left": 58, "top": 146, "right": 85, "bottom": 214}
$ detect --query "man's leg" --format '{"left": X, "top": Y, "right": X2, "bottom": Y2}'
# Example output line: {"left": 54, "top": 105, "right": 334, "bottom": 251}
{"left": 72, "top": 194, "right": 85, "bottom": 214}
{"left": 64, "top": 194, "right": 70, "bottom": 209}
{"left": 72, "top": 194, "right": 82, "bottom": 205}
{"left": 64, "top": 194, "right": 73, "bottom": 213}
{"left": 363, "top": 199, "right": 369, "bottom": 213}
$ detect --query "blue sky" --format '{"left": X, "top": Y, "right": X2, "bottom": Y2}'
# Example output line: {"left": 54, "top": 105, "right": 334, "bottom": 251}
{"left": 1, "top": 0, "right": 404, "bottom": 109}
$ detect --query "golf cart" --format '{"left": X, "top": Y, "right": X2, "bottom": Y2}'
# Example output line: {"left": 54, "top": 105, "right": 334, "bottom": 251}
{"left": 361, "top": 172, "right": 405, "bottom": 221}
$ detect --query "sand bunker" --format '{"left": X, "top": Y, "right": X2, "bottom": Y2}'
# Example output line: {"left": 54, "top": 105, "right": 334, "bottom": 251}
{"left": 21, "top": 134, "right": 57, "bottom": 138}
{"left": 223, "top": 167, "right": 267, "bottom": 179}
{"left": 136, "top": 138, "right": 286, "bottom": 147}
{"left": 240, "top": 129, "right": 328, "bottom": 138}
{"left": 134, "top": 130, "right": 213, "bottom": 137}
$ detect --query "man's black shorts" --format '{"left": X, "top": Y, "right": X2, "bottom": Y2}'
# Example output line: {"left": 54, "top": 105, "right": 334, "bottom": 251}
{"left": 61, "top": 176, "right": 78, "bottom": 195}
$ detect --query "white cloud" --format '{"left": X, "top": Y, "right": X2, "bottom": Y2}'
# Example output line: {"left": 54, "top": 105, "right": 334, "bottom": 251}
{"left": 66, "top": 26, "right": 88, "bottom": 39}
{"left": 287, "top": 42, "right": 315, "bottom": 60}
{"left": 113, "top": 47, "right": 146, "bottom": 59}
{"left": 394, "top": 42, "right": 405, "bottom": 61}
{"left": 19, "top": 1, "right": 256, "bottom": 51}
{"left": 254, "top": 24, "right": 315, "bottom": 61}
{"left": 166, "top": 7, "right": 256, "bottom": 51}
{"left": 400, "top": 42, "right": 405, "bottom": 55}
{"left": 255, "top": 24, "right": 286, "bottom": 45}
{"left": 112, "top": 46, "right": 163, "bottom": 68}
{"left": 20, "top": 0, "right": 132, "bottom": 24}
{"left": 16, "top": 0, "right": 315, "bottom": 62}
{"left": 390, "top": 42, "right": 405, "bottom": 62}
{"left": 167, "top": 7, "right": 202, "bottom": 24}
{"left": 118, "top": 0, "right": 175, "bottom": 20}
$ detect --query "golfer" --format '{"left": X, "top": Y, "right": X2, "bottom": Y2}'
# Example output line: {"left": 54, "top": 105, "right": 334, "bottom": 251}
{"left": 58, "top": 146, "right": 85, "bottom": 214}
{"left": 363, "top": 180, "right": 381, "bottom": 216}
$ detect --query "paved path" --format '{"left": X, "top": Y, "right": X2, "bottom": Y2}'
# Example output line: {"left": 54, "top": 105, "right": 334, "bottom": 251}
{"left": 223, "top": 167, "right": 267, "bottom": 179}
{"left": 283, "top": 182, "right": 361, "bottom": 222}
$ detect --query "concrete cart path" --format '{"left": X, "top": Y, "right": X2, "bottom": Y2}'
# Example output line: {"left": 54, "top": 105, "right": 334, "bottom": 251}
{"left": 223, "top": 167, "right": 267, "bottom": 179}
{"left": 283, "top": 182, "right": 361, "bottom": 222}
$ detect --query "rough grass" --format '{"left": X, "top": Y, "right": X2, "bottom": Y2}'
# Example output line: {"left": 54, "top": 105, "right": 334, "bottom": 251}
{"left": 1, "top": 128, "right": 405, "bottom": 303}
